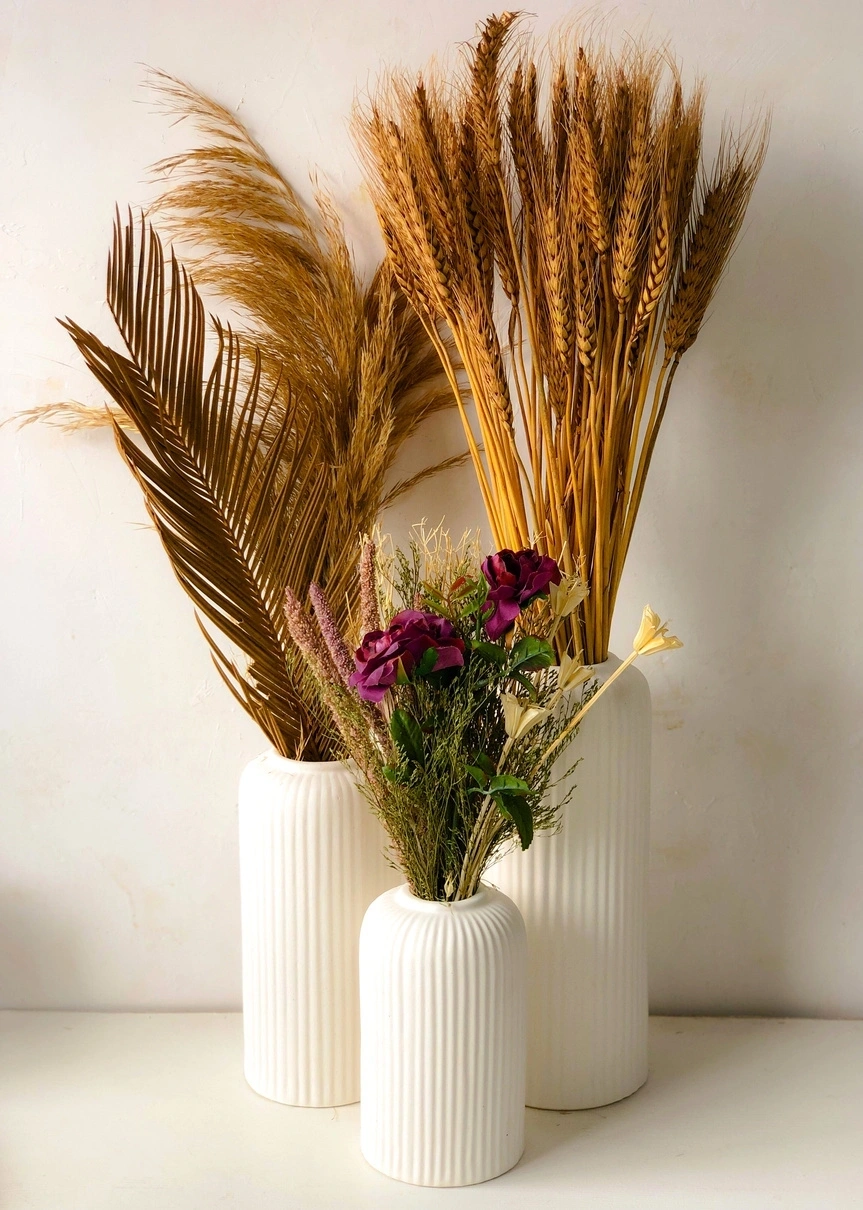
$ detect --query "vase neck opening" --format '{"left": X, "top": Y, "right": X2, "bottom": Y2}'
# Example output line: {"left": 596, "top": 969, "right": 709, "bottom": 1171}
{"left": 394, "top": 883, "right": 494, "bottom": 913}
{"left": 258, "top": 750, "right": 349, "bottom": 774}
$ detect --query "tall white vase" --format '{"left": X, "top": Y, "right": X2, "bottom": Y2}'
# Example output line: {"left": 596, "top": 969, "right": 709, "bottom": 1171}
{"left": 492, "top": 653, "right": 651, "bottom": 1110}
{"left": 238, "top": 753, "right": 396, "bottom": 1107}
{"left": 359, "top": 883, "right": 527, "bottom": 1187}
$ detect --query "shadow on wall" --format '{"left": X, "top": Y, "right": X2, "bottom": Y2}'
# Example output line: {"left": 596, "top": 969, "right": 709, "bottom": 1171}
{"left": 0, "top": 885, "right": 86, "bottom": 1009}
{"left": 641, "top": 142, "right": 863, "bottom": 1017}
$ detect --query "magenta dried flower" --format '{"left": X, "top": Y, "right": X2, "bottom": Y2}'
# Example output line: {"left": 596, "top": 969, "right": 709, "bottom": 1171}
{"left": 349, "top": 609, "right": 466, "bottom": 702}
{"left": 481, "top": 548, "right": 562, "bottom": 640}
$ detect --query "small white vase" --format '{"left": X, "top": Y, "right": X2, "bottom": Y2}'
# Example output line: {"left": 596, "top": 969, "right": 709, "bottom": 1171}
{"left": 491, "top": 653, "right": 651, "bottom": 1110}
{"left": 359, "top": 883, "right": 526, "bottom": 1187}
{"left": 238, "top": 752, "right": 396, "bottom": 1107}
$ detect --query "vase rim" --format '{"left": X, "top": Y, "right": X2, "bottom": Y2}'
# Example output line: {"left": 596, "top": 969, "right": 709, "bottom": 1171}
{"left": 587, "top": 651, "right": 621, "bottom": 669}
{"left": 392, "top": 883, "right": 495, "bottom": 912}
{"left": 258, "top": 750, "right": 349, "bottom": 774}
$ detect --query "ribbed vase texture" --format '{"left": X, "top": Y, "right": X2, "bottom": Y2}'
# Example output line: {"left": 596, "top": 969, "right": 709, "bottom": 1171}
{"left": 360, "top": 884, "right": 527, "bottom": 1187}
{"left": 238, "top": 753, "right": 397, "bottom": 1107}
{"left": 492, "top": 654, "right": 651, "bottom": 1110}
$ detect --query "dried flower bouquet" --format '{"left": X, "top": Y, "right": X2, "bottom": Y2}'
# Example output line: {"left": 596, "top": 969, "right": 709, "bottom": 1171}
{"left": 357, "top": 13, "right": 768, "bottom": 662}
{"left": 285, "top": 530, "right": 681, "bottom": 901}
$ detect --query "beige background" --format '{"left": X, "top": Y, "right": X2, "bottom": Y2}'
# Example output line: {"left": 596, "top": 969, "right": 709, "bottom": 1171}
{"left": 1, "top": 0, "right": 861, "bottom": 1014}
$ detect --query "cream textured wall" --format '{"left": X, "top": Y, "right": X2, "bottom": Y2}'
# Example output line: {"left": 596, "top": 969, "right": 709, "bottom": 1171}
{"left": 2, "top": 0, "right": 862, "bottom": 1015}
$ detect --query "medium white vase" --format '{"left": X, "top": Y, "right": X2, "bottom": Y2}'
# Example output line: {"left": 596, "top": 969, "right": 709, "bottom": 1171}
{"left": 491, "top": 653, "right": 651, "bottom": 1110}
{"left": 359, "top": 883, "right": 526, "bottom": 1187}
{"left": 238, "top": 752, "right": 396, "bottom": 1107}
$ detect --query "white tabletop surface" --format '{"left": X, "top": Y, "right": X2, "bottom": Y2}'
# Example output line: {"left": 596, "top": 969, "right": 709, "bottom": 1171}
{"left": 2, "top": 1011, "right": 862, "bottom": 1209}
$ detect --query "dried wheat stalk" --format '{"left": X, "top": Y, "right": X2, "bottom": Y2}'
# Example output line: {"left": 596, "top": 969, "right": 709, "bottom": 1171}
{"left": 356, "top": 14, "right": 768, "bottom": 662}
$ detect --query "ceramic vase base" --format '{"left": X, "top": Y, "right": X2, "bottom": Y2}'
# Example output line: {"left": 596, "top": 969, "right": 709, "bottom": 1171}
{"left": 526, "top": 1068, "right": 648, "bottom": 1112}
{"left": 243, "top": 1067, "right": 359, "bottom": 1109}
{"left": 360, "top": 1146, "right": 525, "bottom": 1189}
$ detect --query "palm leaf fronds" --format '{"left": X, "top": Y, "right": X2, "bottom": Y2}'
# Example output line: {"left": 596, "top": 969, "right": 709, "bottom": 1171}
{"left": 63, "top": 214, "right": 332, "bottom": 758}
{"left": 53, "top": 75, "right": 461, "bottom": 500}
{"left": 46, "top": 77, "right": 466, "bottom": 757}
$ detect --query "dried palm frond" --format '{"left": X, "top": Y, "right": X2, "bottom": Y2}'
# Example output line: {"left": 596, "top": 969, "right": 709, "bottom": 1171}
{"left": 45, "top": 77, "right": 463, "bottom": 757}
{"left": 357, "top": 14, "right": 769, "bottom": 662}
{"left": 60, "top": 74, "right": 458, "bottom": 461}
{"left": 64, "top": 214, "right": 333, "bottom": 757}
{"left": 56, "top": 74, "right": 461, "bottom": 514}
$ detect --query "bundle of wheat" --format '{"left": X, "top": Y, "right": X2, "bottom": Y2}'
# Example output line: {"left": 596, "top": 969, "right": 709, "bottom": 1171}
{"left": 356, "top": 13, "right": 768, "bottom": 662}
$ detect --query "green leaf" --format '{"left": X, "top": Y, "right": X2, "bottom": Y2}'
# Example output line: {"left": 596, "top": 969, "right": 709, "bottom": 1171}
{"left": 416, "top": 647, "right": 439, "bottom": 677}
{"left": 509, "top": 635, "right": 556, "bottom": 672}
{"left": 470, "top": 640, "right": 508, "bottom": 665}
{"left": 458, "top": 579, "right": 491, "bottom": 619}
{"left": 420, "top": 581, "right": 446, "bottom": 603}
{"left": 496, "top": 794, "right": 534, "bottom": 849}
{"left": 382, "top": 763, "right": 409, "bottom": 784}
{"left": 511, "top": 671, "right": 539, "bottom": 699}
{"left": 390, "top": 708, "right": 425, "bottom": 768}
{"left": 474, "top": 752, "right": 496, "bottom": 778}
{"left": 488, "top": 773, "right": 530, "bottom": 797}
{"left": 465, "top": 763, "right": 489, "bottom": 789}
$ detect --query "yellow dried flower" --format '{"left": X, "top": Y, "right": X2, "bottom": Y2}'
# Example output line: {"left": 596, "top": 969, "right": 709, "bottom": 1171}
{"left": 501, "top": 693, "right": 551, "bottom": 741}
{"left": 549, "top": 575, "right": 589, "bottom": 619}
{"left": 557, "top": 653, "right": 594, "bottom": 692}
{"left": 632, "top": 605, "right": 683, "bottom": 657}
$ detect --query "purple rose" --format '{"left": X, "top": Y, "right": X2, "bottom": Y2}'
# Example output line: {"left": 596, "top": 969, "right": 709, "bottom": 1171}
{"left": 481, "top": 548, "right": 562, "bottom": 640}
{"left": 349, "top": 609, "right": 466, "bottom": 702}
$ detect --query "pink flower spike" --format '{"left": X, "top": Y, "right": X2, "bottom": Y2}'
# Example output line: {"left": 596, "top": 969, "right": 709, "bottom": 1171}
{"left": 360, "top": 540, "right": 381, "bottom": 636}
{"left": 283, "top": 588, "right": 338, "bottom": 683}
{"left": 309, "top": 583, "right": 355, "bottom": 688}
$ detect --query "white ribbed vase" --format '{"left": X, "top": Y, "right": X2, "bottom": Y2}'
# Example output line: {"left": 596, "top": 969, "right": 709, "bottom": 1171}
{"left": 492, "top": 653, "right": 651, "bottom": 1110}
{"left": 359, "top": 883, "right": 527, "bottom": 1187}
{"left": 238, "top": 753, "right": 396, "bottom": 1107}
